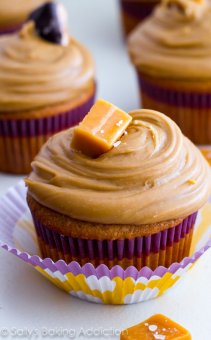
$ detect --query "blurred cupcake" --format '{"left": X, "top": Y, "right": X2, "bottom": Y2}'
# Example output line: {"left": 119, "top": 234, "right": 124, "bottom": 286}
{"left": 0, "top": 0, "right": 49, "bottom": 35}
{"left": 119, "top": 0, "right": 160, "bottom": 36}
{"left": 0, "top": 2, "right": 95, "bottom": 174}
{"left": 128, "top": 0, "right": 211, "bottom": 144}
{"left": 26, "top": 103, "right": 211, "bottom": 270}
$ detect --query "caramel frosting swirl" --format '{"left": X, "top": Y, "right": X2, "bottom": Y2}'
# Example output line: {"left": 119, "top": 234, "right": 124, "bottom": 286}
{"left": 0, "top": 23, "right": 95, "bottom": 112}
{"left": 26, "top": 109, "right": 211, "bottom": 225}
{"left": 128, "top": 0, "right": 211, "bottom": 79}
{"left": 0, "top": 0, "right": 48, "bottom": 27}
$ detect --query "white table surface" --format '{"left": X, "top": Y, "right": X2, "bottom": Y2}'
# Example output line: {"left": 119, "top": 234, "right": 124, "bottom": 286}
{"left": 0, "top": 1, "right": 211, "bottom": 339}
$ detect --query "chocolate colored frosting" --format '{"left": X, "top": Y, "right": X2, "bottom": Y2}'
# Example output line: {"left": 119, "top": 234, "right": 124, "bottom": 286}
{"left": 26, "top": 109, "right": 211, "bottom": 225}
{"left": 128, "top": 0, "right": 211, "bottom": 79}
{"left": 0, "top": 22, "right": 95, "bottom": 112}
{"left": 0, "top": 0, "right": 48, "bottom": 27}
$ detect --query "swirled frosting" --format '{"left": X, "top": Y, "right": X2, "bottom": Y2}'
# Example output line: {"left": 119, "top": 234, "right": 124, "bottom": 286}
{"left": 0, "top": 0, "right": 48, "bottom": 27}
{"left": 128, "top": 0, "right": 211, "bottom": 79}
{"left": 26, "top": 109, "right": 211, "bottom": 225}
{"left": 0, "top": 22, "right": 95, "bottom": 112}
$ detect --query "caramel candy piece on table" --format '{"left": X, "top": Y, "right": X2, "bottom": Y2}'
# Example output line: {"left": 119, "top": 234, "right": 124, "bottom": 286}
{"left": 71, "top": 99, "right": 132, "bottom": 157}
{"left": 120, "top": 314, "right": 191, "bottom": 340}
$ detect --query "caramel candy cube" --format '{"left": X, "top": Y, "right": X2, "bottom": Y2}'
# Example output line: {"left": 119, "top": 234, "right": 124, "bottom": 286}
{"left": 120, "top": 314, "right": 191, "bottom": 340}
{"left": 71, "top": 99, "right": 132, "bottom": 157}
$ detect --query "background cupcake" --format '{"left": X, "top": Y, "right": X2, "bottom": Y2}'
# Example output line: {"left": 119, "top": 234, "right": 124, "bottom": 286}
{"left": 0, "top": 0, "right": 49, "bottom": 35}
{"left": 0, "top": 2, "right": 95, "bottom": 174}
{"left": 119, "top": 0, "right": 160, "bottom": 36}
{"left": 26, "top": 105, "right": 211, "bottom": 270}
{"left": 128, "top": 0, "right": 211, "bottom": 144}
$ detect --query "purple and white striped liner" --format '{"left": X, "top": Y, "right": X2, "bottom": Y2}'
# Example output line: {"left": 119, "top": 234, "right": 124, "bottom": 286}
{"left": 0, "top": 181, "right": 210, "bottom": 281}
{"left": 31, "top": 212, "right": 197, "bottom": 269}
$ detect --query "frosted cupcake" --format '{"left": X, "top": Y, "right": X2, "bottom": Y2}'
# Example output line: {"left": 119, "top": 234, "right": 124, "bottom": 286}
{"left": 128, "top": 0, "right": 211, "bottom": 144}
{"left": 0, "top": 3, "right": 95, "bottom": 174}
{"left": 0, "top": 0, "right": 48, "bottom": 35}
{"left": 119, "top": 0, "right": 160, "bottom": 36}
{"left": 26, "top": 101, "right": 211, "bottom": 270}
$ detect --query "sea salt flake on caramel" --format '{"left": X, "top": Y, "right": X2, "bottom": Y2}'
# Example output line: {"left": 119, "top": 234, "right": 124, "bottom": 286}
{"left": 120, "top": 314, "right": 191, "bottom": 340}
{"left": 71, "top": 99, "right": 132, "bottom": 157}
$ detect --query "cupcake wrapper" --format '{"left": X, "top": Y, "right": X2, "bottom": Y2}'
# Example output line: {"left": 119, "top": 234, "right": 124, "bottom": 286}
{"left": 140, "top": 75, "right": 211, "bottom": 109}
{"left": 0, "top": 95, "right": 95, "bottom": 138}
{"left": 138, "top": 73, "right": 211, "bottom": 144}
{"left": 31, "top": 213, "right": 197, "bottom": 271}
{"left": 0, "top": 23, "right": 23, "bottom": 35}
{"left": 0, "top": 93, "right": 95, "bottom": 174}
{"left": 0, "top": 181, "right": 211, "bottom": 304}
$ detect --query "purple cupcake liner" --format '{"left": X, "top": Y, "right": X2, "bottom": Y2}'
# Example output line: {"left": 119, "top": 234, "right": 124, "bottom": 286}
{"left": 138, "top": 74, "right": 211, "bottom": 143}
{"left": 120, "top": 0, "right": 159, "bottom": 20}
{"left": 0, "top": 23, "right": 23, "bottom": 35}
{"left": 0, "top": 92, "right": 95, "bottom": 174}
{"left": 0, "top": 93, "right": 95, "bottom": 138}
{"left": 139, "top": 76, "right": 211, "bottom": 109}
{"left": 31, "top": 210, "right": 197, "bottom": 269}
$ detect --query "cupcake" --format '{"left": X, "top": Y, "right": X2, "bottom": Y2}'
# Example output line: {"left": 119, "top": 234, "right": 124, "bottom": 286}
{"left": 128, "top": 0, "right": 211, "bottom": 144}
{"left": 119, "top": 0, "right": 160, "bottom": 36}
{"left": 0, "top": 2, "right": 95, "bottom": 174}
{"left": 26, "top": 101, "right": 211, "bottom": 270}
{"left": 0, "top": 0, "right": 49, "bottom": 35}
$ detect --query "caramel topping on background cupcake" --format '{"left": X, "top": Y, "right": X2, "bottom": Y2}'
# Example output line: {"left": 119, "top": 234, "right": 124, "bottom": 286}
{"left": 164, "top": 0, "right": 209, "bottom": 19}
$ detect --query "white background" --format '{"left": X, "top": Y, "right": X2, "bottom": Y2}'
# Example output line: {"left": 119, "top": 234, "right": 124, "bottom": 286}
{"left": 0, "top": 0, "right": 211, "bottom": 339}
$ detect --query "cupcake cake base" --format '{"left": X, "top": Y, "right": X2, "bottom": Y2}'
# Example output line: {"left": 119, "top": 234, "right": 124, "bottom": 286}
{"left": 27, "top": 194, "right": 198, "bottom": 270}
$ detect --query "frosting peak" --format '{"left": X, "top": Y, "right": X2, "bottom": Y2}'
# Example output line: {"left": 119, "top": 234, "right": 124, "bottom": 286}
{"left": 26, "top": 109, "right": 211, "bottom": 225}
{"left": 128, "top": 1, "right": 211, "bottom": 79}
{"left": 0, "top": 23, "right": 94, "bottom": 112}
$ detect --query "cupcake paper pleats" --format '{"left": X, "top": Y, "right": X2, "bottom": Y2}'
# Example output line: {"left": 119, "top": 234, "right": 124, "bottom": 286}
{"left": 32, "top": 211, "right": 197, "bottom": 270}
{"left": 0, "top": 162, "right": 211, "bottom": 305}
